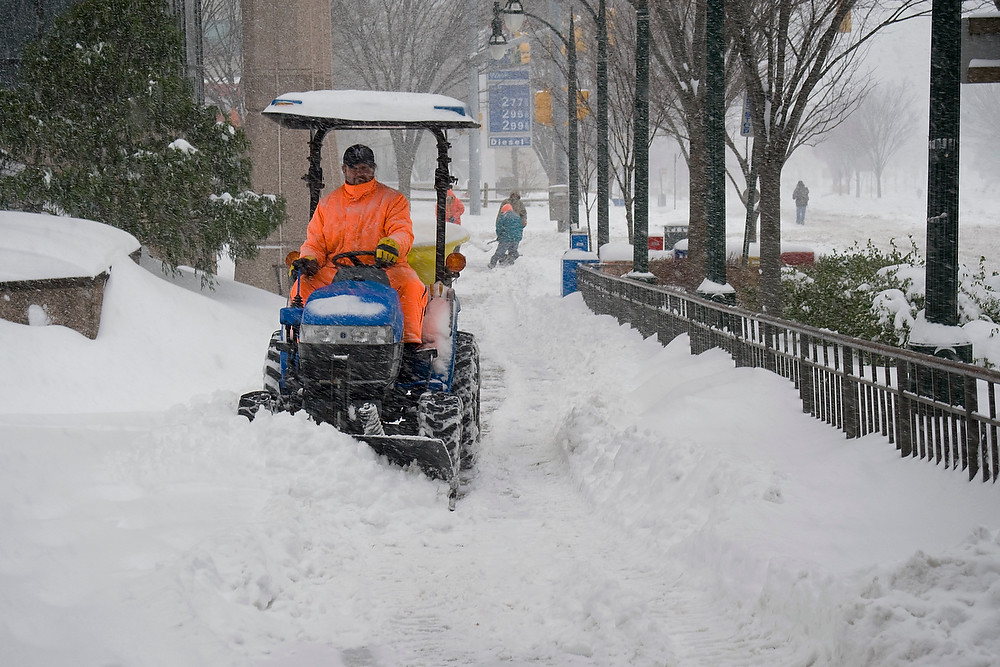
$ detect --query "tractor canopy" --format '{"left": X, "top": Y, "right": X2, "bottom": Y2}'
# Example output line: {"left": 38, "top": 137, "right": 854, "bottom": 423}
{"left": 263, "top": 89, "right": 479, "bottom": 131}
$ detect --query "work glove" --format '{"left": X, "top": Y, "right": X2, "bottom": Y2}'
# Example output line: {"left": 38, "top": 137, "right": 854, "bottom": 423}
{"left": 375, "top": 237, "right": 401, "bottom": 267}
{"left": 289, "top": 255, "right": 320, "bottom": 277}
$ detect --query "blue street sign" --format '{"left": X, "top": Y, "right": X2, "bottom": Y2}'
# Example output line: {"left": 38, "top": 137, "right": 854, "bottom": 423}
{"left": 740, "top": 95, "right": 753, "bottom": 137}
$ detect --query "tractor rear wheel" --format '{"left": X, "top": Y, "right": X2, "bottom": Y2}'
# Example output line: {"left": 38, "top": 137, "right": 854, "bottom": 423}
{"left": 263, "top": 330, "right": 282, "bottom": 394}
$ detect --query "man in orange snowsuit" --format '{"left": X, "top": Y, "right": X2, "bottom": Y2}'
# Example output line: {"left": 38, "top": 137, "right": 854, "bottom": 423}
{"left": 291, "top": 144, "right": 428, "bottom": 344}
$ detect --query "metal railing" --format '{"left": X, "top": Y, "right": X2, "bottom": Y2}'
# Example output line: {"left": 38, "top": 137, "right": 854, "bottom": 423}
{"left": 578, "top": 266, "right": 1000, "bottom": 483}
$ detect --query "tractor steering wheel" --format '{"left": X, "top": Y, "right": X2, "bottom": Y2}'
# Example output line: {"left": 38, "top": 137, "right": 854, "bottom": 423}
{"left": 327, "top": 250, "right": 377, "bottom": 267}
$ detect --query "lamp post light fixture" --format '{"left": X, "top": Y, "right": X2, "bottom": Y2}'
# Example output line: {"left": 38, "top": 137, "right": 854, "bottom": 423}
{"left": 492, "top": 0, "right": 581, "bottom": 235}
{"left": 500, "top": 0, "right": 525, "bottom": 31}
{"left": 489, "top": 2, "right": 510, "bottom": 60}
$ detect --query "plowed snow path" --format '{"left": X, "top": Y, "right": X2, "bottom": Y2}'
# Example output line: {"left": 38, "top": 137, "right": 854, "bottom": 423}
{"left": 421, "top": 250, "right": 819, "bottom": 666}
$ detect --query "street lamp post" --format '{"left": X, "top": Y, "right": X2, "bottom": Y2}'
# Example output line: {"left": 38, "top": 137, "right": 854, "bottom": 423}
{"left": 467, "top": 0, "right": 482, "bottom": 216}
{"left": 703, "top": 0, "right": 727, "bottom": 290}
{"left": 494, "top": 0, "right": 580, "bottom": 236}
{"left": 913, "top": 0, "right": 971, "bottom": 363}
{"left": 632, "top": 0, "right": 650, "bottom": 275}
{"left": 596, "top": 0, "right": 608, "bottom": 251}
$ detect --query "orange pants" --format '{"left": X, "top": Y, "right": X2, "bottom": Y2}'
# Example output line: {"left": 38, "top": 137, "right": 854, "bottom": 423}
{"left": 293, "top": 263, "right": 428, "bottom": 343}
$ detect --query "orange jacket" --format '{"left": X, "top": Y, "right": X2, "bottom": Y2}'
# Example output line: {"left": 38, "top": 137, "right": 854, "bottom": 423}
{"left": 446, "top": 189, "right": 465, "bottom": 225}
{"left": 295, "top": 179, "right": 427, "bottom": 343}
{"left": 300, "top": 179, "right": 414, "bottom": 271}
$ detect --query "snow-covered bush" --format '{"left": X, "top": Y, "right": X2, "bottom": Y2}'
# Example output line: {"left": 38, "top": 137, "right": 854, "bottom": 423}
{"left": 781, "top": 239, "right": 924, "bottom": 346}
{"left": 781, "top": 241, "right": 1000, "bottom": 367}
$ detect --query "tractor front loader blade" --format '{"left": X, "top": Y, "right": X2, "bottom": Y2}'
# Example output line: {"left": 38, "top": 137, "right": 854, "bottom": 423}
{"left": 355, "top": 434, "right": 459, "bottom": 508}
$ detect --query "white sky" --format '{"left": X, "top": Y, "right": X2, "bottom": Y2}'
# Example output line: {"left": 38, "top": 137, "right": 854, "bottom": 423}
{"left": 2, "top": 188, "right": 999, "bottom": 665}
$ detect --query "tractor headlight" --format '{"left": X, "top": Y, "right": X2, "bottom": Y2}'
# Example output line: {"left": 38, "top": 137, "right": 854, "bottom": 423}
{"left": 300, "top": 324, "right": 395, "bottom": 345}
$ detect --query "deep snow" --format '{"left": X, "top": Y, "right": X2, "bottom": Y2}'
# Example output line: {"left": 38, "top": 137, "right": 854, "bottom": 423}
{"left": 2, "top": 190, "right": 1000, "bottom": 666}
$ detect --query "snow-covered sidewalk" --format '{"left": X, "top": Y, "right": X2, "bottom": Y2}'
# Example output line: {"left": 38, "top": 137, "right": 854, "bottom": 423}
{"left": 2, "top": 202, "right": 999, "bottom": 665}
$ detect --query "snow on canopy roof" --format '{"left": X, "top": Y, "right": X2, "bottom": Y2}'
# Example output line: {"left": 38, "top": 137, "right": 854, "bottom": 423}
{"left": 263, "top": 90, "right": 479, "bottom": 130}
{"left": 0, "top": 211, "right": 140, "bottom": 282}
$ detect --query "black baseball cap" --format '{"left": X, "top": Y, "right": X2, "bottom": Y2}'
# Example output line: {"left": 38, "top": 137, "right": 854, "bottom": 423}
{"left": 343, "top": 144, "right": 376, "bottom": 168}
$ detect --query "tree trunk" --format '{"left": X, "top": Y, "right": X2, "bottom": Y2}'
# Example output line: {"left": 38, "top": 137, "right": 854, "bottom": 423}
{"left": 390, "top": 129, "right": 419, "bottom": 199}
{"left": 757, "top": 162, "right": 783, "bottom": 314}
{"left": 686, "top": 117, "right": 707, "bottom": 271}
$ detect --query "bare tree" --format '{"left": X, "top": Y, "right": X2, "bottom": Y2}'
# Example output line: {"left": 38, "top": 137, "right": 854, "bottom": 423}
{"left": 201, "top": 0, "right": 243, "bottom": 124}
{"left": 852, "top": 80, "right": 918, "bottom": 197}
{"left": 646, "top": 0, "right": 708, "bottom": 266}
{"left": 730, "top": 0, "right": 926, "bottom": 313}
{"left": 607, "top": 0, "right": 669, "bottom": 244}
{"left": 820, "top": 116, "right": 868, "bottom": 196}
{"left": 645, "top": 0, "right": 744, "bottom": 271}
{"left": 522, "top": 9, "right": 574, "bottom": 191}
{"left": 963, "top": 84, "right": 1000, "bottom": 181}
{"left": 327, "top": 0, "right": 473, "bottom": 197}
{"left": 606, "top": 3, "right": 638, "bottom": 243}
{"left": 578, "top": 107, "right": 600, "bottom": 234}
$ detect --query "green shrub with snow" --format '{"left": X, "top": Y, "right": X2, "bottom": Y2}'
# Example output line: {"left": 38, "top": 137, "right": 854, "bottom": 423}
{"left": 781, "top": 240, "right": 1000, "bottom": 367}
{"left": 781, "top": 239, "right": 924, "bottom": 346}
{"left": 0, "top": 0, "right": 285, "bottom": 278}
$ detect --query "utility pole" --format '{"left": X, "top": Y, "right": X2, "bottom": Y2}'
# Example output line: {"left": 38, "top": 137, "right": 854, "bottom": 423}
{"left": 595, "top": 0, "right": 610, "bottom": 251}
{"left": 702, "top": 0, "right": 730, "bottom": 297}
{"left": 925, "top": 0, "right": 960, "bottom": 327}
{"left": 467, "top": 0, "right": 482, "bottom": 215}
{"left": 916, "top": 0, "right": 971, "bottom": 361}
{"left": 632, "top": 0, "right": 650, "bottom": 275}
{"left": 567, "top": 12, "right": 580, "bottom": 233}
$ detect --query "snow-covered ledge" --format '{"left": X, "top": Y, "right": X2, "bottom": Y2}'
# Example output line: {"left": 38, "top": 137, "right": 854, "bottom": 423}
{"left": 0, "top": 212, "right": 140, "bottom": 339}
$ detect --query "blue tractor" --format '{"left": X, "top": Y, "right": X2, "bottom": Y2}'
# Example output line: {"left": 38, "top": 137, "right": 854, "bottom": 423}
{"left": 238, "top": 90, "right": 481, "bottom": 508}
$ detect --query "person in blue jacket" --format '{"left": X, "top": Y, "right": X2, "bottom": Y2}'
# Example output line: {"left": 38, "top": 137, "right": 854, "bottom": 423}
{"left": 489, "top": 202, "right": 525, "bottom": 268}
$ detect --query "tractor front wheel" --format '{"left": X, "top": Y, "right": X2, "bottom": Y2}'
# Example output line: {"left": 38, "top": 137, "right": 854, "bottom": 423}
{"left": 417, "top": 392, "right": 463, "bottom": 475}
{"left": 453, "top": 331, "right": 481, "bottom": 469}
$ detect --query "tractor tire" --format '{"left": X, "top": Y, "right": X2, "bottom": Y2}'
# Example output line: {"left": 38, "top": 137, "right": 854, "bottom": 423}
{"left": 238, "top": 390, "right": 275, "bottom": 421}
{"left": 263, "top": 330, "right": 283, "bottom": 394}
{"left": 453, "top": 331, "right": 481, "bottom": 469}
{"left": 417, "top": 392, "right": 463, "bottom": 474}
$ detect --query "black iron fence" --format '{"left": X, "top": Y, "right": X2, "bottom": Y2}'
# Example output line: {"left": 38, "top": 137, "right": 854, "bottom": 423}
{"left": 577, "top": 266, "right": 1000, "bottom": 483}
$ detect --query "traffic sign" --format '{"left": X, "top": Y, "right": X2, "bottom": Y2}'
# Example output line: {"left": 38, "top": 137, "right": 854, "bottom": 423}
{"left": 487, "top": 68, "right": 532, "bottom": 147}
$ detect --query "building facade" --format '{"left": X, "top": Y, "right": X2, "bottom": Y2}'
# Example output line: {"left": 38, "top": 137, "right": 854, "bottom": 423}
{"left": 236, "top": 0, "right": 334, "bottom": 295}
{"left": 0, "top": 0, "right": 79, "bottom": 88}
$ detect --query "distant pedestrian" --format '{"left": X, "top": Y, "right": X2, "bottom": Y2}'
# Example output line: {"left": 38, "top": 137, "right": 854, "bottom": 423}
{"left": 446, "top": 188, "right": 465, "bottom": 225}
{"left": 793, "top": 180, "right": 809, "bottom": 225}
{"left": 496, "top": 190, "right": 527, "bottom": 227}
{"left": 489, "top": 203, "right": 524, "bottom": 268}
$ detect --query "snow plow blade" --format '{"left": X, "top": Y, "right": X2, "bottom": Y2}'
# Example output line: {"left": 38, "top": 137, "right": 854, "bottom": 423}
{"left": 356, "top": 434, "right": 456, "bottom": 483}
